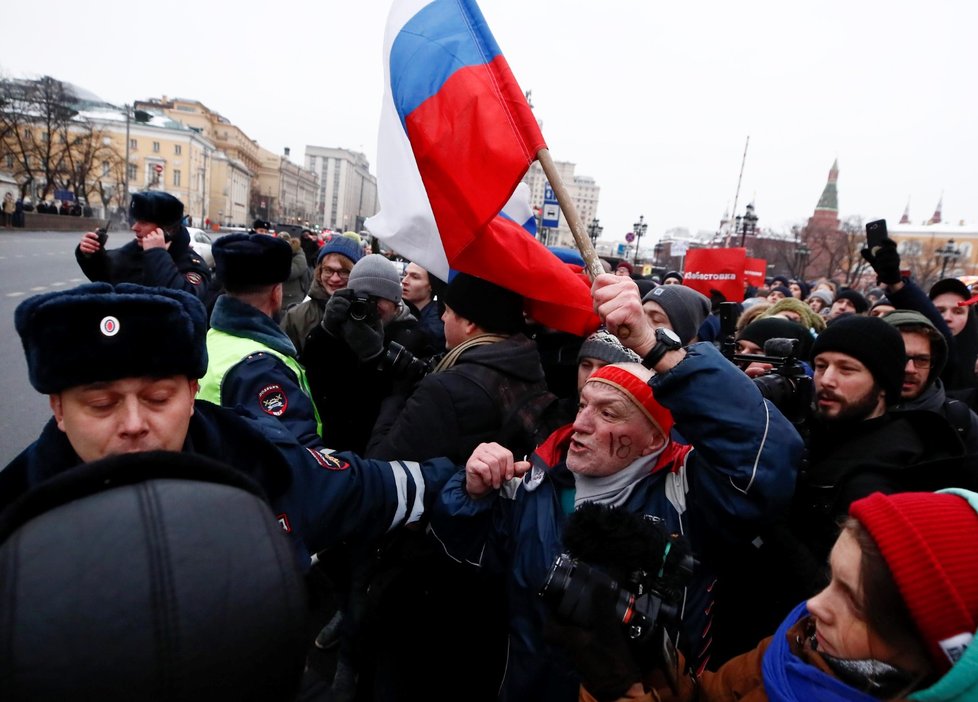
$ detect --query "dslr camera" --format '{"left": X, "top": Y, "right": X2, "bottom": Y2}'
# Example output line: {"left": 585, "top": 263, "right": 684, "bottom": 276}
{"left": 539, "top": 504, "right": 695, "bottom": 646}
{"left": 348, "top": 295, "right": 376, "bottom": 322}
{"left": 378, "top": 340, "right": 434, "bottom": 382}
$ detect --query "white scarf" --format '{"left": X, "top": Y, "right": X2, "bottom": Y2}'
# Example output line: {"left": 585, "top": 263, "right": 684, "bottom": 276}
{"left": 573, "top": 447, "right": 665, "bottom": 509}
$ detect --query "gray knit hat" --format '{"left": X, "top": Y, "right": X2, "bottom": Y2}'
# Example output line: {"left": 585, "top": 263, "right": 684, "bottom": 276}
{"left": 348, "top": 254, "right": 402, "bottom": 302}
{"left": 808, "top": 289, "right": 834, "bottom": 307}
{"left": 642, "top": 285, "right": 711, "bottom": 345}
{"left": 577, "top": 329, "right": 642, "bottom": 365}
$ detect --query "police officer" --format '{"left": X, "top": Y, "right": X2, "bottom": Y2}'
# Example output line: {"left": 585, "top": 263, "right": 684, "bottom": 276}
{"left": 75, "top": 191, "right": 210, "bottom": 300}
{"left": 198, "top": 233, "right": 323, "bottom": 448}
{"left": 2, "top": 282, "right": 457, "bottom": 566}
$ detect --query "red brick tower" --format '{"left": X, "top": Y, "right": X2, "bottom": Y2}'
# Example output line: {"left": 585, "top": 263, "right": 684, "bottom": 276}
{"left": 802, "top": 159, "right": 844, "bottom": 281}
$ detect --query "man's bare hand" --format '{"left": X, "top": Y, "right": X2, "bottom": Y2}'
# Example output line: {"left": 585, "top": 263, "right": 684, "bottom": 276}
{"left": 591, "top": 274, "right": 656, "bottom": 357}
{"left": 78, "top": 232, "right": 102, "bottom": 255}
{"left": 141, "top": 228, "right": 170, "bottom": 251}
{"left": 465, "top": 442, "right": 531, "bottom": 499}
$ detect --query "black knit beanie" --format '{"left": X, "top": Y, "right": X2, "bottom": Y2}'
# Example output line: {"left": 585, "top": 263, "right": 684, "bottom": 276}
{"left": 810, "top": 315, "right": 906, "bottom": 404}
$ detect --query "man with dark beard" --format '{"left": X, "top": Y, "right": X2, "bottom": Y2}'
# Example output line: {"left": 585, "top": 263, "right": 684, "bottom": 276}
{"left": 790, "top": 315, "right": 970, "bottom": 565}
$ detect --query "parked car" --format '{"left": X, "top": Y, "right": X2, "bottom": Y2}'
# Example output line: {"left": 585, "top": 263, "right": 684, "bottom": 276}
{"left": 186, "top": 227, "right": 215, "bottom": 269}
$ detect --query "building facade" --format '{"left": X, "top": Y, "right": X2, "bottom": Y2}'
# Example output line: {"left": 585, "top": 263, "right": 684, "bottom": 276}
{"left": 521, "top": 159, "right": 600, "bottom": 247}
{"left": 304, "top": 145, "right": 378, "bottom": 232}
{"left": 209, "top": 150, "right": 251, "bottom": 226}
{"left": 253, "top": 147, "right": 319, "bottom": 226}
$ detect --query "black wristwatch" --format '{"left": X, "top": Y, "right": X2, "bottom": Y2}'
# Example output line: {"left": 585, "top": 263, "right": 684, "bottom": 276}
{"left": 641, "top": 327, "right": 682, "bottom": 369}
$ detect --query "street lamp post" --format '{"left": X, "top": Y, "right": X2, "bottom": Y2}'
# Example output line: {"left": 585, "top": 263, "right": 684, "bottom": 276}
{"left": 795, "top": 242, "right": 811, "bottom": 279}
{"left": 632, "top": 215, "right": 647, "bottom": 265}
{"left": 737, "top": 203, "right": 758, "bottom": 248}
{"left": 937, "top": 239, "right": 962, "bottom": 279}
{"left": 587, "top": 218, "right": 603, "bottom": 246}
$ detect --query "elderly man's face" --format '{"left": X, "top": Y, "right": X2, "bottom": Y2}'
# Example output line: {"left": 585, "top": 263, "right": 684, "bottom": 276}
{"left": 50, "top": 376, "right": 197, "bottom": 463}
{"left": 567, "top": 382, "right": 662, "bottom": 477}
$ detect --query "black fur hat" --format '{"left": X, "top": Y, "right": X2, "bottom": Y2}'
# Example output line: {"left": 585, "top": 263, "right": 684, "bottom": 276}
{"left": 442, "top": 273, "right": 524, "bottom": 334}
{"left": 15, "top": 283, "right": 209, "bottom": 393}
{"left": 129, "top": 191, "right": 184, "bottom": 227}
{"left": 213, "top": 233, "right": 293, "bottom": 289}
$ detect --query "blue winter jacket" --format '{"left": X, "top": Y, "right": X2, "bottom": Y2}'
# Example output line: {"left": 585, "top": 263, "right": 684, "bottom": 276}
{"left": 430, "top": 343, "right": 804, "bottom": 701}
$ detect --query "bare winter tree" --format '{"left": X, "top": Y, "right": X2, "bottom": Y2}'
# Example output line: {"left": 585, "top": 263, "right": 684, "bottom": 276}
{"left": 0, "top": 76, "right": 78, "bottom": 200}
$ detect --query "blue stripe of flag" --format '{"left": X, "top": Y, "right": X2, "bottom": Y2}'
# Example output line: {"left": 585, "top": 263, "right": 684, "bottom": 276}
{"left": 390, "top": 0, "right": 502, "bottom": 129}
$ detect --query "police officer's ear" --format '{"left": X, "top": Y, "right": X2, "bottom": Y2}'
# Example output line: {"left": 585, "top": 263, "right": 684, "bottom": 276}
{"left": 49, "top": 394, "right": 66, "bottom": 432}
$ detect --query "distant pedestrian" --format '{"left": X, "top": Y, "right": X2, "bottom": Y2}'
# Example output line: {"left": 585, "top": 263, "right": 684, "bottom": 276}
{"left": 2, "top": 192, "right": 15, "bottom": 227}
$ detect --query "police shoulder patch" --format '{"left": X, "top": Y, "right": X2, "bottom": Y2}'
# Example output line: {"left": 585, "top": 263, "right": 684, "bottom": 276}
{"left": 276, "top": 513, "right": 292, "bottom": 533}
{"left": 258, "top": 384, "right": 288, "bottom": 416}
{"left": 185, "top": 271, "right": 204, "bottom": 285}
{"left": 306, "top": 447, "right": 351, "bottom": 471}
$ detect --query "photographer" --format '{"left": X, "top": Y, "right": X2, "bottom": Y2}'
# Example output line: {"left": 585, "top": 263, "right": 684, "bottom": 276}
{"left": 430, "top": 274, "right": 802, "bottom": 701}
{"left": 302, "top": 253, "right": 433, "bottom": 455}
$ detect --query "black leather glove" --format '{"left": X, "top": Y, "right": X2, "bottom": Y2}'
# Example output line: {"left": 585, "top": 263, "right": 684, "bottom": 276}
{"left": 861, "top": 238, "right": 902, "bottom": 285}
{"left": 543, "top": 588, "right": 641, "bottom": 702}
{"left": 322, "top": 289, "right": 355, "bottom": 337}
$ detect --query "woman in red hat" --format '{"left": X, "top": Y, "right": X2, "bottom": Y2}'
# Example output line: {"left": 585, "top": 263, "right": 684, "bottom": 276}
{"left": 573, "top": 489, "right": 978, "bottom": 702}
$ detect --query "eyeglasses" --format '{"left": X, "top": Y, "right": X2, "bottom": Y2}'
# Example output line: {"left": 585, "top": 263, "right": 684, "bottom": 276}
{"left": 905, "top": 355, "right": 933, "bottom": 370}
{"left": 322, "top": 266, "right": 351, "bottom": 279}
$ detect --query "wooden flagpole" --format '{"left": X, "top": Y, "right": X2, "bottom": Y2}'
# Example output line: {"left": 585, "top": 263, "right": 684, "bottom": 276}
{"left": 536, "top": 148, "right": 604, "bottom": 280}
{"left": 538, "top": 147, "right": 633, "bottom": 337}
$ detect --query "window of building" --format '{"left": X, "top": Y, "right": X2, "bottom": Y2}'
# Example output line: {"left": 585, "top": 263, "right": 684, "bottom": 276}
{"left": 173, "top": 170, "right": 181, "bottom": 187}
{"left": 5, "top": 155, "right": 13, "bottom": 168}
{"left": 24, "top": 128, "right": 31, "bottom": 140}
{"left": 152, "top": 141, "right": 160, "bottom": 153}
{"left": 127, "top": 163, "right": 137, "bottom": 181}
{"left": 102, "top": 160, "right": 110, "bottom": 176}
{"left": 130, "top": 138, "right": 138, "bottom": 150}
{"left": 174, "top": 144, "right": 182, "bottom": 155}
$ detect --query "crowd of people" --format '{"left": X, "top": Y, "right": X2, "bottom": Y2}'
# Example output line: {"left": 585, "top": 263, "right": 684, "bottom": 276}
{"left": 1, "top": 191, "right": 977, "bottom": 702}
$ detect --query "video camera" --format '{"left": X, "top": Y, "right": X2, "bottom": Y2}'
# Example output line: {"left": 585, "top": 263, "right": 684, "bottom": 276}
{"left": 719, "top": 302, "right": 813, "bottom": 425}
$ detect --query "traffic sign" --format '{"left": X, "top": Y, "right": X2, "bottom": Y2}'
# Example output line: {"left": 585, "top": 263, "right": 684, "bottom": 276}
{"left": 625, "top": 232, "right": 635, "bottom": 243}
{"left": 541, "top": 183, "right": 559, "bottom": 228}
{"left": 541, "top": 203, "right": 560, "bottom": 229}
{"left": 153, "top": 164, "right": 163, "bottom": 174}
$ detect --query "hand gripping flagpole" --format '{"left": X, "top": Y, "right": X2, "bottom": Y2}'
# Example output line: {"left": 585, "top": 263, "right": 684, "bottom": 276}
{"left": 537, "top": 148, "right": 631, "bottom": 338}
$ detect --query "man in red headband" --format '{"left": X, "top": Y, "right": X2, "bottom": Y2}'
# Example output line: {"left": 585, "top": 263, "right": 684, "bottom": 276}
{"left": 430, "top": 273, "right": 804, "bottom": 702}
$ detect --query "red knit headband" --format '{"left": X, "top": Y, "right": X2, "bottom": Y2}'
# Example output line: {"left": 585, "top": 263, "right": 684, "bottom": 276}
{"left": 585, "top": 365, "right": 674, "bottom": 437}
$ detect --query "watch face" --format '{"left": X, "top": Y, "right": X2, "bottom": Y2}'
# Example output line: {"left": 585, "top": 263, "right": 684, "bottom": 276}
{"left": 658, "top": 327, "right": 681, "bottom": 346}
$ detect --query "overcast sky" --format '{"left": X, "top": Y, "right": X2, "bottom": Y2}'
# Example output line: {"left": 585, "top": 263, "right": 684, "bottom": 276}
{"left": 4, "top": 1, "right": 976, "bottom": 246}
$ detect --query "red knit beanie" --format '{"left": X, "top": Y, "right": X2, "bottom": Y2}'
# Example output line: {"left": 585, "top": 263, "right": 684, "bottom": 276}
{"left": 849, "top": 490, "right": 978, "bottom": 672}
{"left": 585, "top": 364, "right": 674, "bottom": 437}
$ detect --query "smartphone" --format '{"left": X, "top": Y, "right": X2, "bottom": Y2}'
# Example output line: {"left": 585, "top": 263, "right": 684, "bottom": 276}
{"left": 95, "top": 227, "right": 108, "bottom": 248}
{"left": 866, "top": 219, "right": 887, "bottom": 254}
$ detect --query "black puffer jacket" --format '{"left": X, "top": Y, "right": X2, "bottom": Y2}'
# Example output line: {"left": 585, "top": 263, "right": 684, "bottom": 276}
{"left": 367, "top": 333, "right": 549, "bottom": 464}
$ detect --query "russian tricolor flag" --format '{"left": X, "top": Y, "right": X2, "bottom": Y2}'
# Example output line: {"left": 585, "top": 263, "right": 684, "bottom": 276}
{"left": 366, "top": 0, "right": 598, "bottom": 336}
